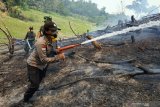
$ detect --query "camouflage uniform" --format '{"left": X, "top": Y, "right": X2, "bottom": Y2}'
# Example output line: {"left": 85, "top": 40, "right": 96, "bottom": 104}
{"left": 24, "top": 28, "right": 36, "bottom": 53}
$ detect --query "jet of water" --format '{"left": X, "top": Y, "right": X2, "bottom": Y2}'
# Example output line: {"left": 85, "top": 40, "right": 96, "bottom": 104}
{"left": 81, "top": 20, "right": 160, "bottom": 45}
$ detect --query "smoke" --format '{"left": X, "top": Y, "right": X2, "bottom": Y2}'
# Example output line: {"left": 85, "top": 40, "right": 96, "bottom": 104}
{"left": 126, "top": 0, "right": 159, "bottom": 16}
{"left": 81, "top": 20, "right": 160, "bottom": 44}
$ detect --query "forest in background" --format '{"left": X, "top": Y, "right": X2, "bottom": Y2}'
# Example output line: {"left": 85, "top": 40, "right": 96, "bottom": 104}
{"left": 0, "top": 0, "right": 97, "bottom": 39}
{"left": 1, "top": 0, "right": 109, "bottom": 25}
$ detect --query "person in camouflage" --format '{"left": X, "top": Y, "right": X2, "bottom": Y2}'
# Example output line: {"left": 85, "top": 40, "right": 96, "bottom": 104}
{"left": 36, "top": 16, "right": 53, "bottom": 39}
{"left": 24, "top": 26, "right": 36, "bottom": 53}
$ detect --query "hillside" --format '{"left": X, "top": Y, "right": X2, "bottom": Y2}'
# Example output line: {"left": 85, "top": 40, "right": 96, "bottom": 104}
{"left": 0, "top": 15, "right": 160, "bottom": 106}
{"left": 1, "top": 1, "right": 160, "bottom": 107}
{"left": 0, "top": 9, "right": 94, "bottom": 40}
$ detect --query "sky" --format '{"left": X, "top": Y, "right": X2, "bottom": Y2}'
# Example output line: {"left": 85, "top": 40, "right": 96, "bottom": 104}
{"left": 85, "top": 0, "right": 160, "bottom": 17}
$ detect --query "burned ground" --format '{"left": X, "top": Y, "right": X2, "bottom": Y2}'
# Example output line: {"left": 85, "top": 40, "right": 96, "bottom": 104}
{"left": 0, "top": 29, "right": 160, "bottom": 107}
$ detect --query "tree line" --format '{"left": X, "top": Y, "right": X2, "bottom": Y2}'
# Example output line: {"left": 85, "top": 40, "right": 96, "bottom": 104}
{"left": 1, "top": 0, "right": 108, "bottom": 25}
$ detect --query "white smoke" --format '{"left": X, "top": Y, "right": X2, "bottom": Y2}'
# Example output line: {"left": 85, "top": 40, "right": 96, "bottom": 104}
{"left": 81, "top": 20, "right": 160, "bottom": 44}
{"left": 126, "top": 0, "right": 159, "bottom": 17}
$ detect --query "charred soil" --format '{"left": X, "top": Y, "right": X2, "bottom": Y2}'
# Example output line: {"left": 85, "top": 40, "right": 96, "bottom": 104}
{"left": 0, "top": 34, "right": 160, "bottom": 107}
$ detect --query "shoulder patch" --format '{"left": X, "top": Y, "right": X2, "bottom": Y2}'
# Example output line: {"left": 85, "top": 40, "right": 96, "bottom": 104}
{"left": 41, "top": 44, "right": 47, "bottom": 51}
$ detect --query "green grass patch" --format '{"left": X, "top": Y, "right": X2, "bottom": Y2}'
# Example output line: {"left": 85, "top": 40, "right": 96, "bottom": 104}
{"left": 0, "top": 9, "right": 95, "bottom": 43}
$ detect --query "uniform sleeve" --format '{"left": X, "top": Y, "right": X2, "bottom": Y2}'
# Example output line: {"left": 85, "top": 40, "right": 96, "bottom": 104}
{"left": 56, "top": 40, "right": 61, "bottom": 48}
{"left": 35, "top": 43, "right": 60, "bottom": 63}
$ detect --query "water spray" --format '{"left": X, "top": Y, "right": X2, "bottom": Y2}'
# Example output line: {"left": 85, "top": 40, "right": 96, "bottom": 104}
{"left": 81, "top": 20, "right": 160, "bottom": 45}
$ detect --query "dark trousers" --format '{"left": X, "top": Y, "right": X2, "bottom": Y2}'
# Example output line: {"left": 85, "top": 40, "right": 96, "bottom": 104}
{"left": 23, "top": 64, "right": 45, "bottom": 102}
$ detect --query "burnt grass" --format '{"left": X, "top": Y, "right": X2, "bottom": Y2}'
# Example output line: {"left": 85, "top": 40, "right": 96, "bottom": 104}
{"left": 0, "top": 35, "right": 160, "bottom": 107}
